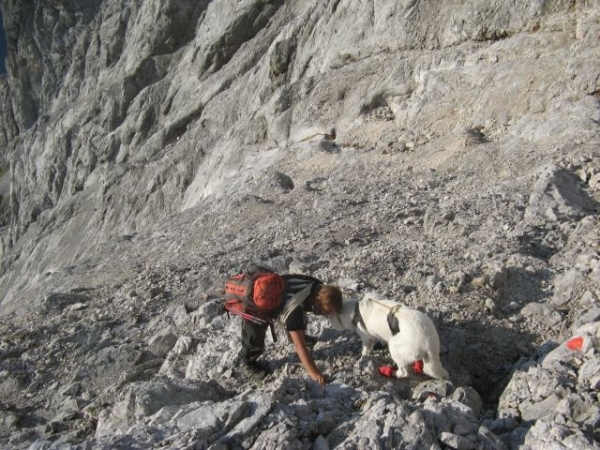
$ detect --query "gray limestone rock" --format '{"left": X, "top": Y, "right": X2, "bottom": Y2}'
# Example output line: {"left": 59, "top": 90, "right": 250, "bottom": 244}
{"left": 525, "top": 165, "right": 599, "bottom": 226}
{"left": 95, "top": 378, "right": 231, "bottom": 437}
{"left": 147, "top": 328, "right": 178, "bottom": 356}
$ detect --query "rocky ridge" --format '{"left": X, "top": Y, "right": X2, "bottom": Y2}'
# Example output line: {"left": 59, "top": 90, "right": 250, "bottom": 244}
{"left": 0, "top": 0, "right": 599, "bottom": 449}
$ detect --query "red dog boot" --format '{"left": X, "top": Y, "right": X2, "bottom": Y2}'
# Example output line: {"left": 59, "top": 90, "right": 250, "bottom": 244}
{"left": 413, "top": 360, "right": 424, "bottom": 375}
{"left": 378, "top": 365, "right": 397, "bottom": 378}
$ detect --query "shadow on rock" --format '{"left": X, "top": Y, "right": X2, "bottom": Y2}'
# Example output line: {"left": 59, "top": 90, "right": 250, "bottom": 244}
{"left": 438, "top": 320, "right": 539, "bottom": 410}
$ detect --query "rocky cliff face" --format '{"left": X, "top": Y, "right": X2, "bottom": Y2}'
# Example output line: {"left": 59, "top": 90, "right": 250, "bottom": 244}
{"left": 0, "top": 1, "right": 599, "bottom": 449}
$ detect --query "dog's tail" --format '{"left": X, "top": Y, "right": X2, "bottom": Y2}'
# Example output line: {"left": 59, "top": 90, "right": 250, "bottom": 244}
{"left": 422, "top": 355, "right": 450, "bottom": 381}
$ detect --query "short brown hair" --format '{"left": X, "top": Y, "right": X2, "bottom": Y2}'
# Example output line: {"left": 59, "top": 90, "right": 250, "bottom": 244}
{"left": 316, "top": 285, "right": 343, "bottom": 314}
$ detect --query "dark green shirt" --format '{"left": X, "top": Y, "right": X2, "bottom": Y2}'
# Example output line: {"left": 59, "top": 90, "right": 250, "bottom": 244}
{"left": 281, "top": 275, "right": 322, "bottom": 331}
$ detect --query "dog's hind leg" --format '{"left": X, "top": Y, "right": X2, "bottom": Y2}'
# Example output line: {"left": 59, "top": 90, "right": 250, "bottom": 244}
{"left": 388, "top": 342, "right": 416, "bottom": 379}
{"left": 422, "top": 356, "right": 450, "bottom": 380}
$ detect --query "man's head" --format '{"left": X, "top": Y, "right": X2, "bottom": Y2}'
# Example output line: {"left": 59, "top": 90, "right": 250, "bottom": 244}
{"left": 313, "top": 285, "right": 343, "bottom": 316}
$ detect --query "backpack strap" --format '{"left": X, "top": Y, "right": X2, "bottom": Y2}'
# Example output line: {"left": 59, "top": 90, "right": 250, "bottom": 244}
{"left": 223, "top": 299, "right": 271, "bottom": 325}
{"left": 223, "top": 299, "right": 280, "bottom": 342}
{"left": 278, "top": 285, "right": 312, "bottom": 324}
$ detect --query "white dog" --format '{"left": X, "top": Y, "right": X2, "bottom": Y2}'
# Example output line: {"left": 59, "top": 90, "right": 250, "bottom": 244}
{"left": 329, "top": 296, "right": 449, "bottom": 380}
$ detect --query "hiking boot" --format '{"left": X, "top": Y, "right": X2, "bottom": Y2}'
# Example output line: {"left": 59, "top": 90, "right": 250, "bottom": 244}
{"left": 244, "top": 360, "right": 272, "bottom": 380}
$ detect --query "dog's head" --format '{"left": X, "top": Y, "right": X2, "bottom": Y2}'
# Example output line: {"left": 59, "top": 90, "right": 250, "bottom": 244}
{"left": 328, "top": 297, "right": 359, "bottom": 331}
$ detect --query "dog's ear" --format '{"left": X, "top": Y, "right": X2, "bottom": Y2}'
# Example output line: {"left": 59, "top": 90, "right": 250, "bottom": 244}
{"left": 387, "top": 312, "right": 400, "bottom": 335}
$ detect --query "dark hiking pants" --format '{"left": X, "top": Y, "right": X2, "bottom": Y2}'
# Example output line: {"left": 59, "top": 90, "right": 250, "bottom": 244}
{"left": 239, "top": 318, "right": 268, "bottom": 364}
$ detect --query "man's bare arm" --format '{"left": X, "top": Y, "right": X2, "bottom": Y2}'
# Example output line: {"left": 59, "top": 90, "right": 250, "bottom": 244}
{"left": 289, "top": 330, "right": 327, "bottom": 386}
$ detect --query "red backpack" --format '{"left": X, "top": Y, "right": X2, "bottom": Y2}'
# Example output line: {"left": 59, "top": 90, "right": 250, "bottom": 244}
{"left": 223, "top": 267, "right": 287, "bottom": 326}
